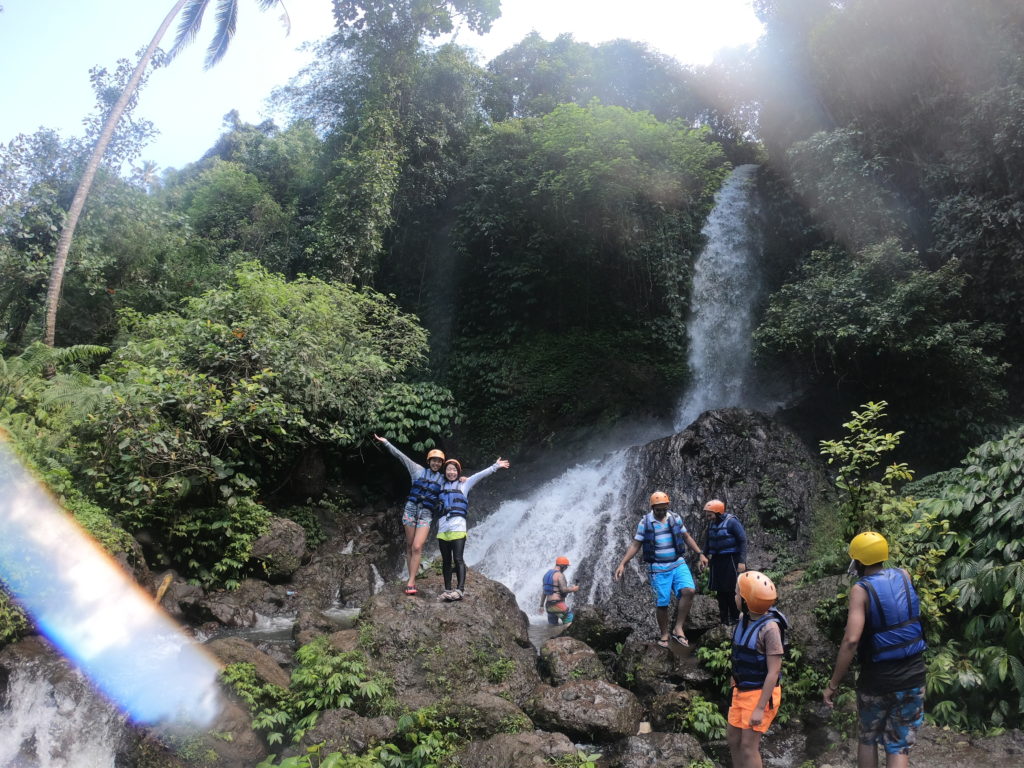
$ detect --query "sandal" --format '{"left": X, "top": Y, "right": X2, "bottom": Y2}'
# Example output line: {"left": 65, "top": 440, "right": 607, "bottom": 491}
{"left": 404, "top": 585, "right": 418, "bottom": 596}
{"left": 450, "top": 589, "right": 464, "bottom": 601}
{"left": 656, "top": 638, "right": 670, "bottom": 648}
{"left": 670, "top": 632, "right": 689, "bottom": 647}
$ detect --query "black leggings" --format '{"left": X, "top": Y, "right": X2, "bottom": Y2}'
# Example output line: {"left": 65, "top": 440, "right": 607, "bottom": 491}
{"left": 438, "top": 537, "right": 466, "bottom": 590}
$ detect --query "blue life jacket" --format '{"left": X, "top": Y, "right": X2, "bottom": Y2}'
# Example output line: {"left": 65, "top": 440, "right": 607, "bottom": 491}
{"left": 542, "top": 568, "right": 561, "bottom": 596}
{"left": 438, "top": 484, "right": 468, "bottom": 519}
{"left": 732, "top": 608, "right": 788, "bottom": 690}
{"left": 857, "top": 569, "right": 927, "bottom": 664}
{"left": 406, "top": 469, "right": 442, "bottom": 512}
{"left": 640, "top": 511, "right": 688, "bottom": 564}
{"left": 707, "top": 513, "right": 741, "bottom": 556}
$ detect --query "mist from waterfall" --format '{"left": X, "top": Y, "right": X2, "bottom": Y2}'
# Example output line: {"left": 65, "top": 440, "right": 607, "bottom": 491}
{"left": 467, "top": 165, "right": 766, "bottom": 614}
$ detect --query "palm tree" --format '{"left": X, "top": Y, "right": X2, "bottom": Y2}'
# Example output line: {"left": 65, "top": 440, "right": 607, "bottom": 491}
{"left": 43, "top": 0, "right": 288, "bottom": 346}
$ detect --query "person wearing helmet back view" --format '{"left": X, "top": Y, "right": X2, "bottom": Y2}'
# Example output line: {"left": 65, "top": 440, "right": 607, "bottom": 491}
{"left": 539, "top": 556, "right": 579, "bottom": 625}
{"left": 614, "top": 491, "right": 705, "bottom": 648}
{"left": 729, "top": 570, "right": 787, "bottom": 768}
{"left": 823, "top": 532, "right": 927, "bottom": 768}
{"left": 374, "top": 435, "right": 446, "bottom": 596}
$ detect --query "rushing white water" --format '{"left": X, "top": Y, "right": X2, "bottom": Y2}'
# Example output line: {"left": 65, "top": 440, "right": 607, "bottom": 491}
{"left": 468, "top": 165, "right": 766, "bottom": 615}
{"left": 675, "top": 164, "right": 764, "bottom": 429}
{"left": 0, "top": 666, "right": 123, "bottom": 768}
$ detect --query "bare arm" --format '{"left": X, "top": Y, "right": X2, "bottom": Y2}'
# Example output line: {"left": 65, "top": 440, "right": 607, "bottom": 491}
{"left": 614, "top": 541, "right": 643, "bottom": 580}
{"left": 683, "top": 531, "right": 703, "bottom": 556}
{"left": 749, "top": 653, "right": 783, "bottom": 726}
{"left": 824, "top": 584, "right": 867, "bottom": 706}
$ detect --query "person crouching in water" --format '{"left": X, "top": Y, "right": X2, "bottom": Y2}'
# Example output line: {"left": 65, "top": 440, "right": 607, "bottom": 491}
{"left": 374, "top": 435, "right": 444, "bottom": 596}
{"left": 729, "top": 571, "right": 787, "bottom": 768}
{"left": 614, "top": 491, "right": 704, "bottom": 647}
{"left": 436, "top": 456, "right": 510, "bottom": 601}
{"left": 539, "top": 556, "right": 579, "bottom": 624}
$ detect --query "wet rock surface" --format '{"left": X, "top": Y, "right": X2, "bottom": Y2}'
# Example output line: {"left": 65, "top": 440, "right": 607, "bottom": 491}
{"left": 539, "top": 636, "right": 609, "bottom": 685}
{"left": 527, "top": 679, "right": 644, "bottom": 742}
{"left": 453, "top": 730, "right": 577, "bottom": 768}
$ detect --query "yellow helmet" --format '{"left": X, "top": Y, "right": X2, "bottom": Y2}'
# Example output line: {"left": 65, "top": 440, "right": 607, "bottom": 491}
{"left": 848, "top": 532, "right": 888, "bottom": 565}
{"left": 737, "top": 571, "right": 777, "bottom": 613}
{"left": 650, "top": 491, "right": 671, "bottom": 506}
{"left": 426, "top": 449, "right": 445, "bottom": 461}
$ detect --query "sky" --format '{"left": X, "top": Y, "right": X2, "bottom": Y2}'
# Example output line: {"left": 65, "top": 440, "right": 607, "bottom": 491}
{"left": 0, "top": 1, "right": 764, "bottom": 171}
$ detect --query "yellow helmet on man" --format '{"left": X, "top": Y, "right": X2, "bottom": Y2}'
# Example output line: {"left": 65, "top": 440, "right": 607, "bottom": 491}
{"left": 848, "top": 532, "right": 888, "bottom": 565}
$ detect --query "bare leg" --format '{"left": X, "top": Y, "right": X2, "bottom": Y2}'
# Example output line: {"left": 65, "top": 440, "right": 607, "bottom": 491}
{"left": 407, "top": 526, "right": 431, "bottom": 588}
{"left": 858, "top": 743, "right": 879, "bottom": 768}
{"left": 885, "top": 753, "right": 909, "bottom": 768}
{"left": 672, "top": 587, "right": 695, "bottom": 638}
{"left": 655, "top": 606, "right": 670, "bottom": 642}
{"left": 727, "top": 723, "right": 743, "bottom": 768}
{"left": 739, "top": 728, "right": 763, "bottom": 768}
{"left": 403, "top": 525, "right": 416, "bottom": 582}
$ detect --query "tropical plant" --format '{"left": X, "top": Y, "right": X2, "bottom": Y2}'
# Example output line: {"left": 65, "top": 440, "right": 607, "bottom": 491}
{"left": 43, "top": 0, "right": 288, "bottom": 346}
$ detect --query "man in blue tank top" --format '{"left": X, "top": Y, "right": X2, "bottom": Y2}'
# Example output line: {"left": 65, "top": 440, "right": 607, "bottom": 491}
{"left": 614, "top": 491, "right": 704, "bottom": 648}
{"left": 823, "top": 532, "right": 927, "bottom": 768}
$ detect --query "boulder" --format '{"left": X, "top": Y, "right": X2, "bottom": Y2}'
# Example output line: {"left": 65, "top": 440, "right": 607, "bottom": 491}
{"left": 527, "top": 679, "right": 644, "bottom": 742}
{"left": 564, "top": 604, "right": 633, "bottom": 653}
{"left": 439, "top": 692, "right": 534, "bottom": 739}
{"left": 356, "top": 568, "right": 541, "bottom": 709}
{"left": 250, "top": 517, "right": 307, "bottom": 581}
{"left": 539, "top": 636, "right": 608, "bottom": 686}
{"left": 454, "top": 730, "right": 576, "bottom": 768}
{"left": 293, "top": 707, "right": 397, "bottom": 755}
{"left": 193, "top": 579, "right": 295, "bottom": 628}
{"left": 606, "top": 732, "right": 710, "bottom": 768}
{"left": 204, "top": 636, "right": 291, "bottom": 689}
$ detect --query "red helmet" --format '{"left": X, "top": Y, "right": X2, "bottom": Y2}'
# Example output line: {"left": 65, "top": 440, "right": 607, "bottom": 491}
{"left": 555, "top": 556, "right": 570, "bottom": 566}
{"left": 704, "top": 499, "right": 725, "bottom": 514}
{"left": 650, "top": 491, "right": 671, "bottom": 506}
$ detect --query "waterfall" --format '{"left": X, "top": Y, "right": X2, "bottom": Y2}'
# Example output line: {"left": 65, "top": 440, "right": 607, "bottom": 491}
{"left": 0, "top": 663, "right": 124, "bottom": 767}
{"left": 467, "top": 165, "right": 765, "bottom": 614}
{"left": 675, "top": 164, "right": 764, "bottom": 429}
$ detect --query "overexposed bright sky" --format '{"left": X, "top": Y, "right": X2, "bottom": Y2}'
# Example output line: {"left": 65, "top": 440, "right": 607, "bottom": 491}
{"left": 0, "top": 1, "right": 763, "bottom": 171}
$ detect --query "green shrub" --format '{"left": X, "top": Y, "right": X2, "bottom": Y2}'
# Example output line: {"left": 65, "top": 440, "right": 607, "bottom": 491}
{"left": 666, "top": 693, "right": 727, "bottom": 740}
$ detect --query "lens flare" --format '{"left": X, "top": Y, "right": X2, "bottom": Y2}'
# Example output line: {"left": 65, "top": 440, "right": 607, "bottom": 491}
{"left": 0, "top": 437, "right": 223, "bottom": 725}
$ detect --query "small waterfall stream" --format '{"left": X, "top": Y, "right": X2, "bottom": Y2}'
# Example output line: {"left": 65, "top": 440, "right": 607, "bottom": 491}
{"left": 467, "top": 164, "right": 766, "bottom": 614}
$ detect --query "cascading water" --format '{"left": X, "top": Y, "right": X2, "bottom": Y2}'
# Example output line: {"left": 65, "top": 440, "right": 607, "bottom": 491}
{"left": 467, "top": 165, "right": 766, "bottom": 615}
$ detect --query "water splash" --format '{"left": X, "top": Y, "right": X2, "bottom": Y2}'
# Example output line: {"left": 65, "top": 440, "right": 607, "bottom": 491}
{"left": 675, "top": 164, "right": 765, "bottom": 429}
{"left": 0, "top": 440, "right": 223, "bottom": 727}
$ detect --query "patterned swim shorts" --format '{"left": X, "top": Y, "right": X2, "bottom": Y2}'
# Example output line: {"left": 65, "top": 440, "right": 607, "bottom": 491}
{"left": 857, "top": 686, "right": 925, "bottom": 754}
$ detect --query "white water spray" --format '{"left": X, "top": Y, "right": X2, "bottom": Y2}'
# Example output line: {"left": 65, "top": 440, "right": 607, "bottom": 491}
{"left": 468, "top": 165, "right": 766, "bottom": 615}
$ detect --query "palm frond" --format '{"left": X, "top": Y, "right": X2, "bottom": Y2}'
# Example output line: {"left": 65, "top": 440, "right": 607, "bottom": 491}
{"left": 260, "top": 0, "right": 290, "bottom": 35}
{"left": 205, "top": 0, "right": 239, "bottom": 68}
{"left": 169, "top": 0, "right": 214, "bottom": 61}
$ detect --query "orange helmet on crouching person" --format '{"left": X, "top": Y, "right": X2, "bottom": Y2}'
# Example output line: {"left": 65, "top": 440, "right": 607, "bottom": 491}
{"left": 649, "top": 491, "right": 671, "bottom": 507}
{"left": 737, "top": 571, "right": 777, "bottom": 614}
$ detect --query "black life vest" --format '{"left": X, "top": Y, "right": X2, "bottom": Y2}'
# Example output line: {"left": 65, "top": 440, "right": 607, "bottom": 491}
{"left": 857, "top": 569, "right": 927, "bottom": 664}
{"left": 731, "top": 608, "right": 788, "bottom": 690}
{"left": 438, "top": 483, "right": 469, "bottom": 519}
{"left": 542, "top": 568, "right": 561, "bottom": 596}
{"left": 707, "top": 513, "right": 741, "bottom": 556}
{"left": 406, "top": 468, "right": 442, "bottom": 511}
{"left": 640, "top": 511, "right": 688, "bottom": 564}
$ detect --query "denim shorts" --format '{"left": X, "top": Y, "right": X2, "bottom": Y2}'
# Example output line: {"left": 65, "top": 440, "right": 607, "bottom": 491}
{"left": 649, "top": 562, "right": 695, "bottom": 607}
{"left": 857, "top": 686, "right": 925, "bottom": 754}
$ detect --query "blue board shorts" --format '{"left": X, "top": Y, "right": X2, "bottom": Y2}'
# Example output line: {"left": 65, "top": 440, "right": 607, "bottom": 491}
{"left": 857, "top": 686, "right": 925, "bottom": 754}
{"left": 649, "top": 561, "right": 695, "bottom": 607}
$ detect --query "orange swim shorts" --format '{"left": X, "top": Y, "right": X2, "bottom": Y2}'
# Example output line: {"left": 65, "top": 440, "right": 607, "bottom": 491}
{"left": 728, "top": 686, "right": 782, "bottom": 733}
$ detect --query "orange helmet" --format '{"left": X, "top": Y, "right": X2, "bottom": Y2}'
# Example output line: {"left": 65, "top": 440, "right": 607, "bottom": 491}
{"left": 650, "top": 491, "right": 671, "bottom": 506}
{"left": 444, "top": 458, "right": 462, "bottom": 473}
{"left": 737, "top": 571, "right": 777, "bottom": 613}
{"left": 555, "top": 556, "right": 570, "bottom": 566}
{"left": 426, "top": 449, "right": 445, "bottom": 461}
{"left": 704, "top": 499, "right": 725, "bottom": 514}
